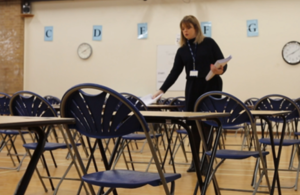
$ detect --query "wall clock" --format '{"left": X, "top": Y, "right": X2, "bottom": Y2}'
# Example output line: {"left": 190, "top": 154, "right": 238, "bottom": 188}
{"left": 77, "top": 43, "right": 92, "bottom": 59}
{"left": 282, "top": 41, "right": 300, "bottom": 65}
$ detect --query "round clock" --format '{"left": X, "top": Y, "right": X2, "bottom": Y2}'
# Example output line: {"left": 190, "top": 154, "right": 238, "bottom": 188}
{"left": 77, "top": 43, "right": 92, "bottom": 59}
{"left": 282, "top": 41, "right": 300, "bottom": 65}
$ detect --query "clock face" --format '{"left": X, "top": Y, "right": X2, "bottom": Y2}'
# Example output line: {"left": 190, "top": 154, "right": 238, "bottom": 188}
{"left": 77, "top": 43, "right": 92, "bottom": 59}
{"left": 282, "top": 41, "right": 300, "bottom": 65}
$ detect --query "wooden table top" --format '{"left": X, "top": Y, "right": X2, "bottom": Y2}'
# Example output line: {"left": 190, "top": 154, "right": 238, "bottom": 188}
{"left": 139, "top": 111, "right": 230, "bottom": 120}
{"left": 0, "top": 116, "right": 75, "bottom": 128}
{"left": 250, "top": 110, "right": 291, "bottom": 116}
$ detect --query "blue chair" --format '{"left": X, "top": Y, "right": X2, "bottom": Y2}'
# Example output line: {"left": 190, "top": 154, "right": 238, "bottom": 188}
{"left": 44, "top": 95, "right": 61, "bottom": 105}
{"left": 213, "top": 97, "right": 260, "bottom": 151}
{"left": 244, "top": 97, "right": 259, "bottom": 109}
{"left": 60, "top": 83, "right": 181, "bottom": 195}
{"left": 254, "top": 94, "right": 300, "bottom": 190}
{"left": 111, "top": 92, "right": 163, "bottom": 172}
{"left": 0, "top": 92, "right": 29, "bottom": 171}
{"left": 193, "top": 91, "right": 270, "bottom": 194}
{"left": 44, "top": 95, "right": 88, "bottom": 157}
{"left": 167, "top": 96, "right": 191, "bottom": 165}
{"left": 9, "top": 91, "right": 82, "bottom": 194}
{"left": 162, "top": 97, "right": 174, "bottom": 105}
{"left": 244, "top": 97, "right": 263, "bottom": 148}
{"left": 156, "top": 97, "right": 166, "bottom": 105}
{"left": 44, "top": 95, "right": 62, "bottom": 142}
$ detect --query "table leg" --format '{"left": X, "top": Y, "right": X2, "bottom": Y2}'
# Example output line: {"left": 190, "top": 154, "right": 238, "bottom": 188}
{"left": 161, "top": 123, "right": 176, "bottom": 173}
{"left": 261, "top": 115, "right": 286, "bottom": 195}
{"left": 14, "top": 127, "right": 46, "bottom": 195}
{"left": 196, "top": 119, "right": 222, "bottom": 195}
{"left": 64, "top": 126, "right": 96, "bottom": 195}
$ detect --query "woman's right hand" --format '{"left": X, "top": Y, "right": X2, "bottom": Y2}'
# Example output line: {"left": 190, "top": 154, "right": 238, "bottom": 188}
{"left": 152, "top": 90, "right": 164, "bottom": 99}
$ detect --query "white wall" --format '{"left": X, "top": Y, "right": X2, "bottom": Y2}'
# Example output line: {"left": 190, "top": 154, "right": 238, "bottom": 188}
{"left": 24, "top": 0, "right": 300, "bottom": 101}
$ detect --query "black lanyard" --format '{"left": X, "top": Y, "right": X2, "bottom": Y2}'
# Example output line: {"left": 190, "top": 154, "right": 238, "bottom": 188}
{"left": 187, "top": 40, "right": 197, "bottom": 70}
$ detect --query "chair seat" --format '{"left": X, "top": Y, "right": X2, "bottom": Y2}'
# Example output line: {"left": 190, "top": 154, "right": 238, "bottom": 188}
{"left": 82, "top": 170, "right": 181, "bottom": 188}
{"left": 223, "top": 125, "right": 244, "bottom": 129}
{"left": 205, "top": 122, "right": 244, "bottom": 129}
{"left": 122, "top": 133, "right": 162, "bottom": 140}
{"left": 259, "top": 138, "right": 300, "bottom": 146}
{"left": 205, "top": 149, "right": 269, "bottom": 159}
{"left": 23, "top": 142, "right": 81, "bottom": 150}
{"left": 0, "top": 130, "right": 29, "bottom": 135}
{"left": 176, "top": 129, "right": 187, "bottom": 134}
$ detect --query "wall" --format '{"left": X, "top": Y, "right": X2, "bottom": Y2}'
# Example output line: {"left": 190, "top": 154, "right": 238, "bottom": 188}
{"left": 0, "top": 0, "right": 23, "bottom": 94}
{"left": 23, "top": 0, "right": 300, "bottom": 101}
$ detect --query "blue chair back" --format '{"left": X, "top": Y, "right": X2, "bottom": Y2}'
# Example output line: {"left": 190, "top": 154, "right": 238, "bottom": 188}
{"left": 244, "top": 97, "right": 259, "bottom": 107}
{"left": 44, "top": 95, "right": 61, "bottom": 105}
{"left": 162, "top": 97, "right": 174, "bottom": 105}
{"left": 294, "top": 97, "right": 300, "bottom": 110}
{"left": 121, "top": 92, "right": 147, "bottom": 111}
{"left": 194, "top": 91, "right": 255, "bottom": 127}
{"left": 0, "top": 92, "right": 11, "bottom": 115}
{"left": 170, "top": 96, "right": 185, "bottom": 111}
{"left": 10, "top": 91, "right": 57, "bottom": 117}
{"left": 254, "top": 94, "right": 300, "bottom": 122}
{"left": 60, "top": 84, "right": 150, "bottom": 139}
{"left": 156, "top": 97, "right": 166, "bottom": 105}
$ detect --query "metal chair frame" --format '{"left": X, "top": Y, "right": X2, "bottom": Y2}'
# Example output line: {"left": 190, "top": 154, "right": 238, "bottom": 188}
{"left": 112, "top": 92, "right": 164, "bottom": 172}
{"left": 193, "top": 91, "right": 271, "bottom": 195}
{"left": 10, "top": 91, "right": 86, "bottom": 194}
{"left": 254, "top": 94, "right": 300, "bottom": 191}
{"left": 60, "top": 83, "right": 181, "bottom": 195}
{"left": 0, "top": 92, "right": 29, "bottom": 171}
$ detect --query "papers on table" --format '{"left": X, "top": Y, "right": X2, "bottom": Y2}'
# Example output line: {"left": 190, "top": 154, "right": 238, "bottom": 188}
{"left": 140, "top": 93, "right": 163, "bottom": 106}
{"left": 205, "top": 55, "right": 232, "bottom": 81}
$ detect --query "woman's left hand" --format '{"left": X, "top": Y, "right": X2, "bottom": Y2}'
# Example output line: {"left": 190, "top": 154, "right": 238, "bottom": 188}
{"left": 210, "top": 64, "right": 224, "bottom": 75}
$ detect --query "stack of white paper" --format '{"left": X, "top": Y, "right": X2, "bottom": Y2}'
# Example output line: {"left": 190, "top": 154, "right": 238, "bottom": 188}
{"left": 205, "top": 55, "right": 232, "bottom": 81}
{"left": 140, "top": 93, "right": 163, "bottom": 106}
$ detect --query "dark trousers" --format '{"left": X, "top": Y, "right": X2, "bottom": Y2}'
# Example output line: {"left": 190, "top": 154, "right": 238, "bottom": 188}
{"left": 185, "top": 76, "right": 222, "bottom": 164}
{"left": 191, "top": 122, "right": 213, "bottom": 157}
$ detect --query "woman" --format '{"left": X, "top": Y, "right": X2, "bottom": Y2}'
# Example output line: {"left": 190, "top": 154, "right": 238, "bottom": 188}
{"left": 153, "top": 15, "right": 227, "bottom": 172}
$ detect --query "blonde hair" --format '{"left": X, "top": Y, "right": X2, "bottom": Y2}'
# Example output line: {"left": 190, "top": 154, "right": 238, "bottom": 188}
{"left": 179, "top": 15, "right": 205, "bottom": 47}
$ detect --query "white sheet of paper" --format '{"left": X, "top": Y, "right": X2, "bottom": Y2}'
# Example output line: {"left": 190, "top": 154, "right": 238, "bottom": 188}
{"left": 140, "top": 93, "right": 163, "bottom": 106}
{"left": 205, "top": 55, "right": 232, "bottom": 81}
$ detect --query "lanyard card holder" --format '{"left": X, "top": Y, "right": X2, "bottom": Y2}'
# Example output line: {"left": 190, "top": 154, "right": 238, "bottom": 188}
{"left": 190, "top": 70, "right": 198, "bottom": 77}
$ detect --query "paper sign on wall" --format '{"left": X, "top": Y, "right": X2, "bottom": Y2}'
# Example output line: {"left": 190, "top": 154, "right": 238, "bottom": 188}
{"left": 93, "top": 25, "right": 102, "bottom": 41}
{"left": 157, "top": 45, "right": 185, "bottom": 91}
{"left": 138, "top": 23, "right": 148, "bottom": 39}
{"left": 44, "top": 26, "right": 53, "bottom": 41}
{"left": 201, "top": 22, "right": 212, "bottom": 37}
{"left": 247, "top": 19, "right": 259, "bottom": 37}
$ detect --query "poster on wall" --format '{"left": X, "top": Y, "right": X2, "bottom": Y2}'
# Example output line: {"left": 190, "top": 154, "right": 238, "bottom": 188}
{"left": 156, "top": 45, "right": 185, "bottom": 91}
{"left": 44, "top": 26, "right": 53, "bottom": 41}
{"left": 201, "top": 22, "right": 212, "bottom": 37}
{"left": 247, "top": 19, "right": 259, "bottom": 37}
{"left": 138, "top": 23, "right": 148, "bottom": 39}
{"left": 93, "top": 25, "right": 102, "bottom": 41}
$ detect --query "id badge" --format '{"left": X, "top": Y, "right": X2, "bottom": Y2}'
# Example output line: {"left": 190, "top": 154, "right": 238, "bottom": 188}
{"left": 190, "top": 70, "right": 198, "bottom": 77}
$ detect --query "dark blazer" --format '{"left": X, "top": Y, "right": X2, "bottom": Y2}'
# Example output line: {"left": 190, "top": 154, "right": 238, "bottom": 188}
{"left": 160, "top": 37, "right": 227, "bottom": 111}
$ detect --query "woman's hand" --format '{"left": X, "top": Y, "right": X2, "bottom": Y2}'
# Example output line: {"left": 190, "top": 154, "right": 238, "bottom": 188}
{"left": 152, "top": 90, "right": 164, "bottom": 99}
{"left": 210, "top": 64, "right": 224, "bottom": 75}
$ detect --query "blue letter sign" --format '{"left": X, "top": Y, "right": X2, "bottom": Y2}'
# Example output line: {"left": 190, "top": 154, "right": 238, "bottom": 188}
{"left": 138, "top": 23, "right": 148, "bottom": 39}
{"left": 93, "top": 25, "right": 102, "bottom": 41}
{"left": 247, "top": 19, "right": 259, "bottom": 37}
{"left": 201, "top": 22, "right": 212, "bottom": 37}
{"left": 44, "top": 26, "right": 53, "bottom": 41}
